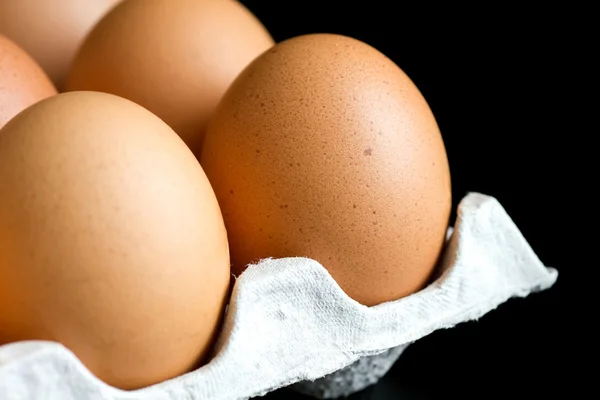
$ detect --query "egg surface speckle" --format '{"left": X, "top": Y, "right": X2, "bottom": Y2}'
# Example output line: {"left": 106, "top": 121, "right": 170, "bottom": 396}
{"left": 201, "top": 33, "right": 451, "bottom": 306}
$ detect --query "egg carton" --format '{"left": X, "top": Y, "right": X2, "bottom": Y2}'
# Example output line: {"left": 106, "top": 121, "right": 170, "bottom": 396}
{"left": 289, "top": 344, "right": 409, "bottom": 399}
{"left": 0, "top": 192, "right": 558, "bottom": 400}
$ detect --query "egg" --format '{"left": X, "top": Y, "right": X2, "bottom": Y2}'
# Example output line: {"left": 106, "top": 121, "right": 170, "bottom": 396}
{"left": 0, "top": 34, "right": 57, "bottom": 130}
{"left": 201, "top": 33, "right": 452, "bottom": 306}
{"left": 0, "top": 91, "right": 230, "bottom": 389}
{"left": 66, "top": 0, "right": 274, "bottom": 157}
{"left": 0, "top": 0, "right": 122, "bottom": 90}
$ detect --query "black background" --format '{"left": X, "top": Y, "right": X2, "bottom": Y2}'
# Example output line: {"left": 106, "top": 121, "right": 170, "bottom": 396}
{"left": 238, "top": 3, "right": 572, "bottom": 399}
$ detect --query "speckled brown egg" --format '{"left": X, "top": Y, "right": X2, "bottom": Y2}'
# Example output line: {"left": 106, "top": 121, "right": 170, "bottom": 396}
{"left": 0, "top": 34, "right": 56, "bottom": 130}
{"left": 0, "top": 91, "right": 230, "bottom": 390}
{"left": 65, "top": 0, "right": 274, "bottom": 157}
{"left": 201, "top": 33, "right": 452, "bottom": 306}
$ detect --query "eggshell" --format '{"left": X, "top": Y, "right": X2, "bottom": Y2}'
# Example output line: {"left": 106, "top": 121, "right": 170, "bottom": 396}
{"left": 0, "top": 0, "right": 122, "bottom": 90}
{"left": 66, "top": 0, "right": 274, "bottom": 156}
{"left": 201, "top": 33, "right": 452, "bottom": 306}
{"left": 0, "top": 35, "right": 56, "bottom": 130}
{"left": 0, "top": 91, "right": 230, "bottom": 390}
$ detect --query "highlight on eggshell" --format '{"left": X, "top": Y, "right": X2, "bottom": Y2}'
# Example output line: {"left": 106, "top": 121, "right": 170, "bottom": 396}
{"left": 65, "top": 0, "right": 275, "bottom": 158}
{"left": 0, "top": 91, "right": 231, "bottom": 390}
{"left": 0, "top": 34, "right": 57, "bottom": 130}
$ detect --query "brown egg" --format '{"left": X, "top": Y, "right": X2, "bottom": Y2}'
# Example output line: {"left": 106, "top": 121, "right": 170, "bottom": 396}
{"left": 0, "top": 0, "right": 122, "bottom": 90}
{"left": 66, "top": 0, "right": 274, "bottom": 157}
{"left": 201, "top": 33, "right": 452, "bottom": 306}
{"left": 0, "top": 91, "right": 230, "bottom": 390}
{"left": 0, "top": 35, "right": 57, "bottom": 130}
